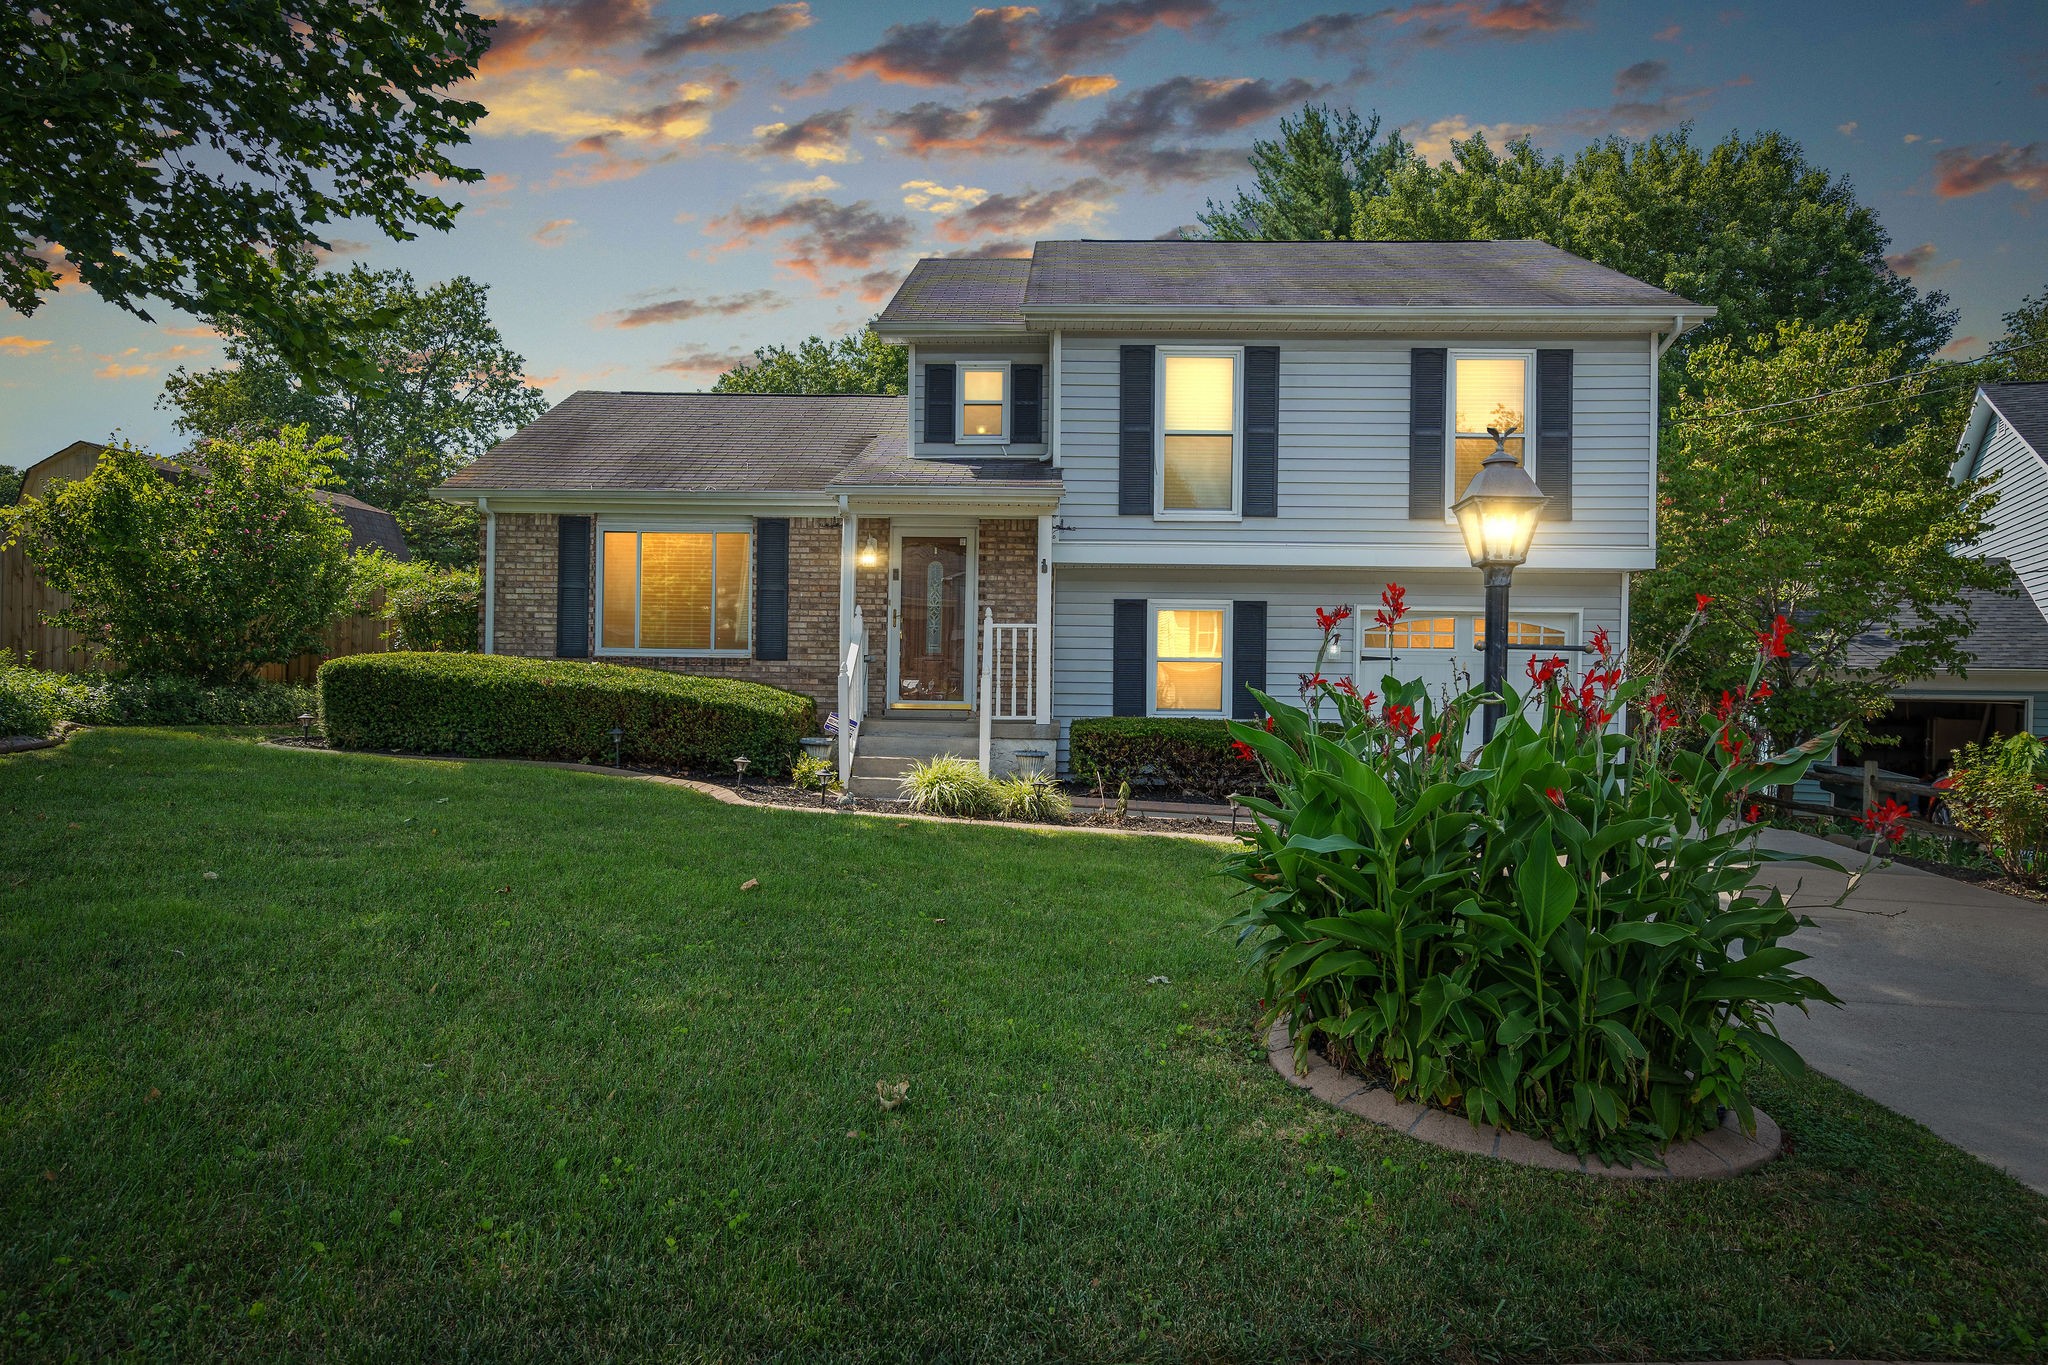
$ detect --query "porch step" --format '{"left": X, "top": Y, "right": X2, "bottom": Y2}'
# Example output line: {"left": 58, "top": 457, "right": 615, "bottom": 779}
{"left": 846, "top": 717, "right": 977, "bottom": 801}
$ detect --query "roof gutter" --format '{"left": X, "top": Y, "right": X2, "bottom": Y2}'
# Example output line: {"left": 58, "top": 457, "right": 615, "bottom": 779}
{"left": 1017, "top": 303, "right": 1716, "bottom": 325}
{"left": 1952, "top": 387, "right": 1997, "bottom": 484}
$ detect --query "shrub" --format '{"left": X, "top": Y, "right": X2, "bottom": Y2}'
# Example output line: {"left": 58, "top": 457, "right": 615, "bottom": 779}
{"left": 899, "top": 755, "right": 1001, "bottom": 818}
{"left": 994, "top": 770, "right": 1071, "bottom": 823}
{"left": 354, "top": 553, "right": 480, "bottom": 652}
{"left": 1225, "top": 591, "right": 1843, "bottom": 1163}
{"left": 791, "top": 752, "right": 837, "bottom": 793}
{"left": 1067, "top": 716, "right": 1264, "bottom": 801}
{"left": 0, "top": 656, "right": 314, "bottom": 734}
{"left": 0, "top": 660, "right": 72, "bottom": 738}
{"left": 318, "top": 652, "right": 814, "bottom": 776}
{"left": 1941, "top": 734, "right": 2047, "bottom": 885}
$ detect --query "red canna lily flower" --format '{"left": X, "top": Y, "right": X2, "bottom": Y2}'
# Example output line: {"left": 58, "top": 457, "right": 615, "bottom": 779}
{"left": 1715, "top": 690, "right": 1737, "bottom": 722}
{"left": 1646, "top": 692, "right": 1681, "bottom": 731}
{"left": 1333, "top": 676, "right": 1359, "bottom": 698}
{"left": 1695, "top": 592, "right": 1714, "bottom": 614}
{"left": 1262, "top": 715, "right": 1275, "bottom": 733}
{"left": 1746, "top": 803, "right": 1763, "bottom": 823}
{"left": 1526, "top": 653, "right": 1568, "bottom": 686}
{"left": 1315, "top": 604, "right": 1354, "bottom": 635}
{"left": 1590, "top": 626, "right": 1612, "bottom": 662}
{"left": 1383, "top": 701, "right": 1418, "bottom": 735}
{"left": 1544, "top": 787, "right": 1565, "bottom": 807}
{"left": 1425, "top": 732, "right": 1443, "bottom": 755}
{"left": 1757, "top": 614, "right": 1793, "bottom": 659}
{"left": 1373, "top": 582, "right": 1409, "bottom": 631}
{"left": 1857, "top": 797, "right": 1911, "bottom": 843}
{"left": 1231, "top": 739, "right": 1256, "bottom": 762}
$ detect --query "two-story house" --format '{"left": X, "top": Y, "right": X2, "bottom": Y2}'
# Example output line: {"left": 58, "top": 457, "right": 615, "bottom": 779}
{"left": 435, "top": 239, "right": 1706, "bottom": 797}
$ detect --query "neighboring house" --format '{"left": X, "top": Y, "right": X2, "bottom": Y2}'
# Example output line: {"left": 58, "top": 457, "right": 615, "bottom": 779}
{"left": 1845, "top": 383, "right": 2048, "bottom": 780}
{"left": 2, "top": 440, "right": 408, "bottom": 682}
{"left": 435, "top": 238, "right": 1707, "bottom": 797}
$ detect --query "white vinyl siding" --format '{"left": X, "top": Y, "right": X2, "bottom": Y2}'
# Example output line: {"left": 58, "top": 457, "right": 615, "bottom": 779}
{"left": 1975, "top": 418, "right": 2048, "bottom": 618}
{"left": 1053, "top": 333, "right": 1654, "bottom": 564}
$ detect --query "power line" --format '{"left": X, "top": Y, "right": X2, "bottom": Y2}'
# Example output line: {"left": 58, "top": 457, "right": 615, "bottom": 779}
{"left": 1667, "top": 336, "right": 2048, "bottom": 424}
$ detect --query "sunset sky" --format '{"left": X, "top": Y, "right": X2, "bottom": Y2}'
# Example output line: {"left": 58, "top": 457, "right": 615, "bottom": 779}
{"left": 4, "top": 0, "right": 2045, "bottom": 474}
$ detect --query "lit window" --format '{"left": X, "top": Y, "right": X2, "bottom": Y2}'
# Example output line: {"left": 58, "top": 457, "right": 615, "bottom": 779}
{"left": 959, "top": 365, "right": 1007, "bottom": 440}
{"left": 1160, "top": 351, "right": 1238, "bottom": 514}
{"left": 1473, "top": 618, "right": 1567, "bottom": 648}
{"left": 600, "top": 530, "right": 751, "bottom": 652}
{"left": 1361, "top": 616, "right": 1456, "bottom": 651}
{"left": 1450, "top": 354, "right": 1530, "bottom": 509}
{"left": 1154, "top": 606, "right": 1226, "bottom": 714}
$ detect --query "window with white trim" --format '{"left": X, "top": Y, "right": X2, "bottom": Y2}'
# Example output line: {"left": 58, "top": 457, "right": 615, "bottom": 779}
{"left": 1151, "top": 604, "right": 1228, "bottom": 715}
{"left": 599, "top": 529, "right": 751, "bottom": 654}
{"left": 1473, "top": 618, "right": 1568, "bottom": 648}
{"left": 1448, "top": 351, "right": 1534, "bottom": 512}
{"left": 1361, "top": 616, "right": 1456, "bottom": 652}
{"left": 958, "top": 363, "right": 1008, "bottom": 441}
{"left": 1158, "top": 349, "right": 1240, "bottom": 517}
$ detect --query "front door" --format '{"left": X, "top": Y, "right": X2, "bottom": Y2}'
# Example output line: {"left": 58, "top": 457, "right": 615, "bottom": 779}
{"left": 894, "top": 534, "right": 971, "bottom": 707}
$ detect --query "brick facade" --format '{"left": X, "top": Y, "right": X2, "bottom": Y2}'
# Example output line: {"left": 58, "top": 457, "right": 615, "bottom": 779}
{"left": 488, "top": 510, "right": 1042, "bottom": 722}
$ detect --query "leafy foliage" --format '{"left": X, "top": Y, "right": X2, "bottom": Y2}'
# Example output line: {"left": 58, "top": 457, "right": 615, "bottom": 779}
{"left": 711, "top": 324, "right": 906, "bottom": 395}
{"left": 1634, "top": 319, "right": 2006, "bottom": 751}
{"left": 1993, "top": 282, "right": 2048, "bottom": 383}
{"left": 898, "top": 755, "right": 1001, "bottom": 818}
{"left": 0, "top": 657, "right": 314, "bottom": 736}
{"left": 160, "top": 263, "right": 548, "bottom": 520}
{"left": 1225, "top": 600, "right": 1843, "bottom": 1162}
{"left": 393, "top": 499, "right": 484, "bottom": 570}
{"left": 1942, "top": 735, "right": 2048, "bottom": 885}
{"left": 318, "top": 653, "right": 814, "bottom": 777}
{"left": 2, "top": 432, "right": 356, "bottom": 682}
{"left": 0, "top": 660, "right": 71, "bottom": 738}
{"left": 791, "top": 751, "right": 837, "bottom": 793}
{"left": 994, "top": 770, "right": 1072, "bottom": 823}
{"left": 0, "top": 464, "right": 22, "bottom": 506}
{"left": 352, "top": 554, "right": 480, "bottom": 652}
{"left": 1199, "top": 106, "right": 1412, "bottom": 242}
{"left": 1, "top": 2, "right": 489, "bottom": 384}
{"left": 1068, "top": 716, "right": 1263, "bottom": 801}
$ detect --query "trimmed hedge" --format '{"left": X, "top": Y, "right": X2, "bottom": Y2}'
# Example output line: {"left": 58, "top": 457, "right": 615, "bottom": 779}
{"left": 0, "top": 659, "right": 316, "bottom": 736}
{"left": 1067, "top": 715, "right": 1265, "bottom": 802}
{"left": 318, "top": 653, "right": 816, "bottom": 776}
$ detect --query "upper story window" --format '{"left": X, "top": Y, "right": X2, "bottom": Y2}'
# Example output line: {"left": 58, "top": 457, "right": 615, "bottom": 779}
{"left": 1449, "top": 351, "right": 1533, "bottom": 512}
{"left": 1152, "top": 604, "right": 1228, "bottom": 715}
{"left": 958, "top": 363, "right": 1008, "bottom": 441}
{"left": 600, "top": 528, "right": 751, "bottom": 654}
{"left": 1158, "top": 348, "right": 1240, "bottom": 518}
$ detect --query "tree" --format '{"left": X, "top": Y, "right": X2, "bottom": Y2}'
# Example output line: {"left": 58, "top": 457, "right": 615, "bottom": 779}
{"left": 0, "top": 466, "right": 21, "bottom": 506}
{"left": 1348, "top": 126, "right": 1956, "bottom": 367}
{"left": 2, "top": 1, "right": 489, "bottom": 383}
{"left": 1993, "top": 284, "right": 2048, "bottom": 382}
{"left": 1198, "top": 106, "right": 1412, "bottom": 241}
{"left": 161, "top": 261, "right": 548, "bottom": 548}
{"left": 1633, "top": 318, "right": 2007, "bottom": 752}
{"left": 2, "top": 431, "right": 358, "bottom": 682}
{"left": 712, "top": 326, "right": 907, "bottom": 395}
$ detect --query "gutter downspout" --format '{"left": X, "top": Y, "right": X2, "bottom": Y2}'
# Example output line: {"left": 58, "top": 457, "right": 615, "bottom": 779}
{"left": 479, "top": 497, "right": 497, "bottom": 654}
{"left": 1654, "top": 314, "right": 1686, "bottom": 361}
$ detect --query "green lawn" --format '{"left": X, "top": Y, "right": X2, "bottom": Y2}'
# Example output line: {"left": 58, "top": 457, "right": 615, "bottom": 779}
{"left": 4, "top": 729, "right": 2046, "bottom": 1363}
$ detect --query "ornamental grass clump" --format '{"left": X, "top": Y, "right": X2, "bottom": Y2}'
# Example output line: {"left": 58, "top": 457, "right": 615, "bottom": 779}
{"left": 900, "top": 755, "right": 1001, "bottom": 818}
{"left": 1225, "top": 587, "right": 1843, "bottom": 1163}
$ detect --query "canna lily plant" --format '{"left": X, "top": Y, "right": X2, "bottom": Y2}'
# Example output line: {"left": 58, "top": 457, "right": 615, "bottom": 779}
{"left": 1224, "top": 587, "right": 1844, "bottom": 1163}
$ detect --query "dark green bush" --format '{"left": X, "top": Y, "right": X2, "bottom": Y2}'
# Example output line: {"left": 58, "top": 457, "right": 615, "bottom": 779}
{"left": 1, "top": 657, "right": 314, "bottom": 734}
{"left": 319, "top": 653, "right": 815, "bottom": 776}
{"left": 1067, "top": 715, "right": 1264, "bottom": 801}
{"left": 0, "top": 661, "right": 71, "bottom": 738}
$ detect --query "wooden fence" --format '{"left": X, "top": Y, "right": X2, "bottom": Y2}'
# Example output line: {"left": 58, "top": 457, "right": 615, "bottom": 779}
{"left": 2, "top": 538, "right": 389, "bottom": 684}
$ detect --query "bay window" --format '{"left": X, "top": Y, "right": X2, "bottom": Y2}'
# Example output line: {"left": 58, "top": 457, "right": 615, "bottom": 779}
{"left": 958, "top": 363, "right": 1008, "bottom": 441}
{"left": 599, "top": 529, "right": 751, "bottom": 653}
{"left": 1448, "top": 351, "right": 1533, "bottom": 512}
{"left": 1152, "top": 604, "right": 1228, "bottom": 715}
{"left": 1158, "top": 349, "right": 1240, "bottom": 517}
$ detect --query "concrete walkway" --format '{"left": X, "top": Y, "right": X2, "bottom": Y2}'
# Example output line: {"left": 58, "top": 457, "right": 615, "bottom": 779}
{"left": 1751, "top": 827, "right": 2048, "bottom": 1192}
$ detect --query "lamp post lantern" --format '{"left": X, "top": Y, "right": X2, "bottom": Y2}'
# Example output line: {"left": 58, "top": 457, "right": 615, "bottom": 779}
{"left": 1450, "top": 428, "right": 1549, "bottom": 741}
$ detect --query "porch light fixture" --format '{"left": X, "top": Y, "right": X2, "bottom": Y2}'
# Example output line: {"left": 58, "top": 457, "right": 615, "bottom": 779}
{"left": 734, "top": 755, "right": 751, "bottom": 788}
{"left": 298, "top": 711, "right": 315, "bottom": 742}
{"left": 1450, "top": 427, "right": 1549, "bottom": 741}
{"left": 609, "top": 725, "right": 625, "bottom": 768}
{"left": 856, "top": 535, "right": 881, "bottom": 569}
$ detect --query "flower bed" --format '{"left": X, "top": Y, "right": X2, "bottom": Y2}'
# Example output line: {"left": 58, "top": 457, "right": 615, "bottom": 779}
{"left": 1227, "top": 587, "right": 1842, "bottom": 1164}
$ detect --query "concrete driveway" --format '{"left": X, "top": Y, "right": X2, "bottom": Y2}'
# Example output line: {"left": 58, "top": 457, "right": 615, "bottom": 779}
{"left": 1749, "top": 827, "right": 2048, "bottom": 1192}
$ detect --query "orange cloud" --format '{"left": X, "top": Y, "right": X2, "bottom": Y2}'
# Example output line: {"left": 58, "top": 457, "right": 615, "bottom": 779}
{"left": 1934, "top": 143, "right": 2048, "bottom": 199}
{"left": 0, "top": 336, "right": 53, "bottom": 356}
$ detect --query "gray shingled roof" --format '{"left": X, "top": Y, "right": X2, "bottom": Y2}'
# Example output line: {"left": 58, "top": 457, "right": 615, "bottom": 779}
{"left": 439, "top": 392, "right": 1059, "bottom": 498}
{"left": 1848, "top": 561, "right": 2048, "bottom": 672}
{"left": 1981, "top": 383, "right": 2048, "bottom": 465}
{"left": 316, "top": 490, "right": 411, "bottom": 561}
{"left": 875, "top": 239, "right": 1699, "bottom": 330}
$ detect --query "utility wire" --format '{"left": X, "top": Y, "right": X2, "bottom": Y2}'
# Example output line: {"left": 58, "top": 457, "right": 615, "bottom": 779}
{"left": 1667, "top": 335, "right": 2047, "bottom": 424}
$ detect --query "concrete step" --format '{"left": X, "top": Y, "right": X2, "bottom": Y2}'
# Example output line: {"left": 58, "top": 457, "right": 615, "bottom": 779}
{"left": 848, "top": 775, "right": 908, "bottom": 801}
{"left": 853, "top": 735, "right": 978, "bottom": 764}
{"left": 857, "top": 714, "right": 977, "bottom": 738}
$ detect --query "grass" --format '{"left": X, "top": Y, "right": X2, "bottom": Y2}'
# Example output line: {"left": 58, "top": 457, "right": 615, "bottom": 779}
{"left": 3, "top": 728, "right": 2046, "bottom": 1363}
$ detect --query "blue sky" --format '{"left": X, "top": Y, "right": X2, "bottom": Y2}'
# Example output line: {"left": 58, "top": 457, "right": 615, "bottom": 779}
{"left": 4, "top": 0, "right": 2045, "bottom": 474}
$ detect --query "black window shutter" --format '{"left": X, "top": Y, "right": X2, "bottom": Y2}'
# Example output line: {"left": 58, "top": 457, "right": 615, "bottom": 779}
{"left": 1012, "top": 363, "right": 1044, "bottom": 444}
{"left": 1408, "top": 348, "right": 1448, "bottom": 519}
{"left": 924, "top": 363, "right": 956, "bottom": 445}
{"left": 754, "top": 518, "right": 789, "bottom": 660}
{"left": 1112, "top": 598, "right": 1146, "bottom": 716}
{"left": 1118, "top": 345, "right": 1155, "bottom": 515}
{"left": 1243, "top": 347, "right": 1279, "bottom": 517}
{"left": 555, "top": 516, "right": 591, "bottom": 658}
{"left": 1536, "top": 349, "right": 1574, "bottom": 522}
{"left": 1232, "top": 600, "right": 1267, "bottom": 719}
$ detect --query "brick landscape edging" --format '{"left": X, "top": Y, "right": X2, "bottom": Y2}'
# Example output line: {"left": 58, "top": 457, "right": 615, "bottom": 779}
{"left": 1267, "top": 1020, "right": 1782, "bottom": 1180}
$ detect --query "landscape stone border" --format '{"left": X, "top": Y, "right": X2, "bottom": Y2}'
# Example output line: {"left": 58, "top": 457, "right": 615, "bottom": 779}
{"left": 1267, "top": 1020, "right": 1781, "bottom": 1180}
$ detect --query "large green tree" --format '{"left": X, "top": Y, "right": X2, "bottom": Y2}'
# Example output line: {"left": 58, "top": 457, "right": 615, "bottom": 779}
{"left": 711, "top": 326, "right": 907, "bottom": 395}
{"left": 1198, "top": 106, "right": 1412, "bottom": 242}
{"left": 1, "top": 431, "right": 357, "bottom": 681}
{"left": 1992, "top": 283, "right": 2048, "bottom": 382}
{"left": 2, "top": 2, "right": 489, "bottom": 384}
{"left": 161, "top": 262, "right": 548, "bottom": 564}
{"left": 1635, "top": 319, "right": 2005, "bottom": 752}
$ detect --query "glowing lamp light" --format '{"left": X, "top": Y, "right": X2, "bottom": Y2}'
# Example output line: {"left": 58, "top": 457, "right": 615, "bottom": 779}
{"left": 1451, "top": 432, "right": 1548, "bottom": 571}
{"left": 856, "top": 534, "right": 881, "bottom": 569}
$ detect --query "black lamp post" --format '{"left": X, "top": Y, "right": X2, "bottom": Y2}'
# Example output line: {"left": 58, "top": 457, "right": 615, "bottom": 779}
{"left": 1451, "top": 428, "right": 1550, "bottom": 741}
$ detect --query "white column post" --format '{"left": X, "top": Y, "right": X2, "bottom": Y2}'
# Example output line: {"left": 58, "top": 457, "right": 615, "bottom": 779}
{"left": 979, "top": 608, "right": 995, "bottom": 775}
{"left": 838, "top": 497, "right": 856, "bottom": 653}
{"left": 480, "top": 497, "right": 497, "bottom": 654}
{"left": 1035, "top": 512, "right": 1054, "bottom": 725}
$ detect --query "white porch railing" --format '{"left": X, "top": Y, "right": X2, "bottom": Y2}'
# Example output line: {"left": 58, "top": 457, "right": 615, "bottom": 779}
{"left": 978, "top": 609, "right": 1039, "bottom": 774}
{"left": 836, "top": 606, "right": 868, "bottom": 789}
